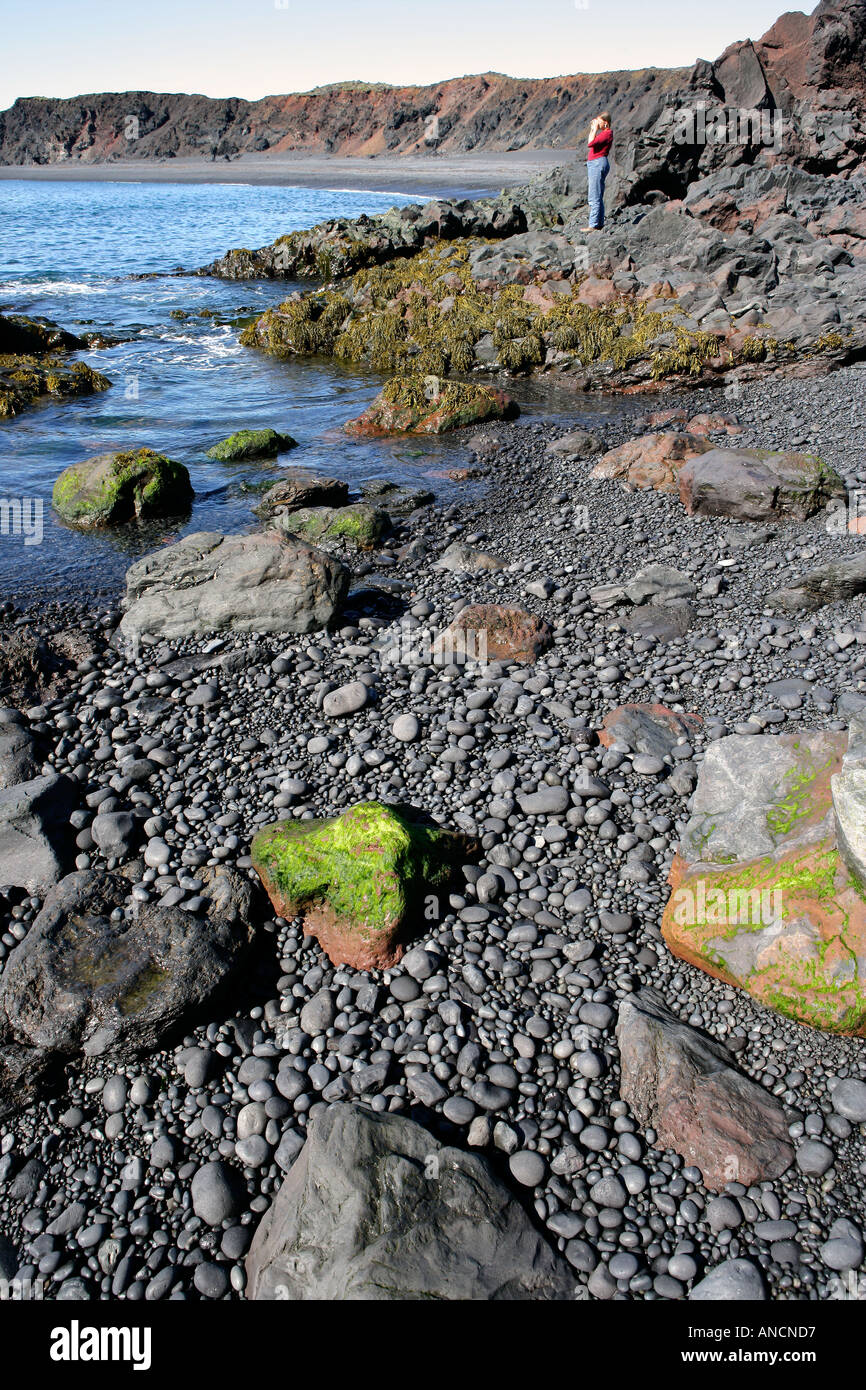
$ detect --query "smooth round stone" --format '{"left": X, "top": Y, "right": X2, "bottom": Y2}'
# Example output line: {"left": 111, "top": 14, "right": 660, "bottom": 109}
{"left": 609, "top": 1252, "right": 638, "bottom": 1280}
{"left": 632, "top": 754, "right": 664, "bottom": 775}
{"left": 235, "top": 1135, "right": 270, "bottom": 1168}
{"left": 668, "top": 1252, "right": 698, "bottom": 1282}
{"left": 707, "top": 1195, "right": 742, "bottom": 1231}
{"left": 580, "top": 1125, "right": 609, "bottom": 1152}
{"left": 102, "top": 1075, "right": 128, "bottom": 1114}
{"left": 442, "top": 1097, "right": 475, "bottom": 1125}
{"left": 469, "top": 1081, "right": 512, "bottom": 1112}
{"left": 821, "top": 1217, "right": 864, "bottom": 1271}
{"left": 390, "top": 976, "right": 420, "bottom": 1002}
{"left": 392, "top": 714, "right": 420, "bottom": 742}
{"left": 509, "top": 1150, "right": 547, "bottom": 1187}
{"left": 689, "top": 1258, "right": 765, "bottom": 1301}
{"left": 193, "top": 1262, "right": 229, "bottom": 1299}
{"left": 831, "top": 1078, "right": 866, "bottom": 1122}
{"left": 796, "top": 1139, "right": 834, "bottom": 1176}
{"left": 589, "top": 1176, "right": 627, "bottom": 1209}
{"left": 402, "top": 947, "right": 436, "bottom": 980}
{"left": 237, "top": 1102, "right": 267, "bottom": 1140}
{"left": 322, "top": 681, "right": 369, "bottom": 718}
{"left": 190, "top": 1162, "right": 243, "bottom": 1226}
{"left": 144, "top": 838, "right": 171, "bottom": 869}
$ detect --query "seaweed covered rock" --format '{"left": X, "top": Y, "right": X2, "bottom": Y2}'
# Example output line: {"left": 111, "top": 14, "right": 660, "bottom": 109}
{"left": 0, "top": 358, "right": 110, "bottom": 421}
{"left": 0, "top": 866, "right": 256, "bottom": 1118}
{"left": 661, "top": 728, "right": 866, "bottom": 1033}
{"left": 246, "top": 1105, "right": 575, "bottom": 1301}
{"left": 345, "top": 376, "right": 519, "bottom": 437}
{"left": 270, "top": 502, "right": 389, "bottom": 551}
{"left": 0, "top": 313, "right": 85, "bottom": 355}
{"left": 52, "top": 448, "right": 192, "bottom": 528}
{"left": 206, "top": 427, "right": 297, "bottom": 461}
{"left": 119, "top": 530, "right": 349, "bottom": 645}
{"left": 251, "top": 801, "right": 471, "bottom": 970}
{"left": 678, "top": 447, "right": 845, "bottom": 520}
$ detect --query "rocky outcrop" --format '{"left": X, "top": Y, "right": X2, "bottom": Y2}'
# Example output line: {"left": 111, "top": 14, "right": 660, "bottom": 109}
{"left": 0, "top": 867, "right": 256, "bottom": 1118}
{"left": 251, "top": 801, "right": 470, "bottom": 970}
{"left": 269, "top": 502, "right": 389, "bottom": 551}
{"left": 767, "top": 553, "right": 866, "bottom": 612}
{"left": 591, "top": 432, "right": 712, "bottom": 492}
{"left": 617, "top": 989, "right": 794, "bottom": 1190}
{"left": 117, "top": 530, "right": 349, "bottom": 646}
{"left": 661, "top": 728, "right": 866, "bottom": 1034}
{"left": 0, "top": 773, "right": 77, "bottom": 893}
{"left": 52, "top": 448, "right": 193, "bottom": 528}
{"left": 246, "top": 1104, "right": 575, "bottom": 1300}
{"left": 0, "top": 313, "right": 110, "bottom": 420}
{"left": 344, "top": 377, "right": 518, "bottom": 436}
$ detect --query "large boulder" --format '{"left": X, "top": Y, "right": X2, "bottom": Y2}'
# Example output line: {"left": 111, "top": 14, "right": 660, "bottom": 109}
{"left": 345, "top": 376, "right": 518, "bottom": 436}
{"left": 677, "top": 447, "right": 845, "bottom": 520}
{"left": 0, "top": 715, "right": 40, "bottom": 789}
{"left": 433, "top": 604, "right": 553, "bottom": 665}
{"left": 118, "top": 530, "right": 348, "bottom": 646}
{"left": 52, "top": 448, "right": 192, "bottom": 528}
{"left": 598, "top": 703, "right": 702, "bottom": 757}
{"left": 660, "top": 728, "right": 866, "bottom": 1033}
{"left": 617, "top": 989, "right": 793, "bottom": 1191}
{"left": 251, "top": 801, "right": 470, "bottom": 970}
{"left": 0, "top": 866, "right": 255, "bottom": 1118}
{"left": 206, "top": 427, "right": 297, "bottom": 461}
{"left": 0, "top": 773, "right": 77, "bottom": 893}
{"left": 590, "top": 432, "right": 712, "bottom": 492}
{"left": 434, "top": 541, "right": 506, "bottom": 574}
{"left": 246, "top": 1105, "right": 575, "bottom": 1300}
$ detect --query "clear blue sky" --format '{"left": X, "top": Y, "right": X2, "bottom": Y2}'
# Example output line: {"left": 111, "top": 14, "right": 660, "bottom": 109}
{"left": 0, "top": 0, "right": 802, "bottom": 111}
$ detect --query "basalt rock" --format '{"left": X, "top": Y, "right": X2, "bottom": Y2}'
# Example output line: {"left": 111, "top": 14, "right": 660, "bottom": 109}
{"left": 661, "top": 728, "right": 866, "bottom": 1034}
{"left": 678, "top": 447, "right": 845, "bottom": 521}
{"left": 434, "top": 604, "right": 553, "bottom": 665}
{"left": 345, "top": 377, "right": 519, "bottom": 436}
{"left": 118, "top": 530, "right": 349, "bottom": 645}
{"left": 0, "top": 867, "right": 256, "bottom": 1118}
{"left": 246, "top": 1104, "right": 575, "bottom": 1300}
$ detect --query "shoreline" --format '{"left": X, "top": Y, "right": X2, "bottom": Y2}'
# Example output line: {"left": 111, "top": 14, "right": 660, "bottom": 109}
{"left": 0, "top": 148, "right": 571, "bottom": 196}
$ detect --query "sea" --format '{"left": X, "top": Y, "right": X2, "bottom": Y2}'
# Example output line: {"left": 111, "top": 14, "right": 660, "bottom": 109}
{"left": 0, "top": 177, "right": 624, "bottom": 603}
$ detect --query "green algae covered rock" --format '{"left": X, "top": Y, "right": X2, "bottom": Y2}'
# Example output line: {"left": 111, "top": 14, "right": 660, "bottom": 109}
{"left": 206, "top": 428, "right": 297, "bottom": 461}
{"left": 52, "top": 448, "right": 193, "bottom": 528}
{"left": 270, "top": 502, "right": 389, "bottom": 551}
{"left": 251, "top": 802, "right": 472, "bottom": 970}
{"left": 345, "top": 375, "right": 518, "bottom": 437}
{"left": 661, "top": 729, "right": 866, "bottom": 1034}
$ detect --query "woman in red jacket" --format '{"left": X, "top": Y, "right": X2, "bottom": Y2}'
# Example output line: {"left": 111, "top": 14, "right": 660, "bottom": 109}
{"left": 582, "top": 112, "right": 613, "bottom": 231}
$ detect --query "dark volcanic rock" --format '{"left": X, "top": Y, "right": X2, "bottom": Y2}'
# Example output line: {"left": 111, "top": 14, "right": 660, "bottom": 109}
{"left": 246, "top": 1104, "right": 575, "bottom": 1300}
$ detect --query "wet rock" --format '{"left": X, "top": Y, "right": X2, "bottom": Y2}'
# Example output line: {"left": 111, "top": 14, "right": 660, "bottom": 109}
{"left": 205, "top": 427, "right": 297, "bottom": 461}
{"left": 345, "top": 376, "right": 519, "bottom": 436}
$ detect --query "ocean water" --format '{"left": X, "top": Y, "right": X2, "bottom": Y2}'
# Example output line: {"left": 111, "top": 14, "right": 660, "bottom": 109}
{"left": 0, "top": 178, "right": 624, "bottom": 602}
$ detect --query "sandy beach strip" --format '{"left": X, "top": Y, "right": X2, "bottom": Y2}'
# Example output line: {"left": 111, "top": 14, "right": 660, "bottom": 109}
{"left": 0, "top": 148, "right": 572, "bottom": 197}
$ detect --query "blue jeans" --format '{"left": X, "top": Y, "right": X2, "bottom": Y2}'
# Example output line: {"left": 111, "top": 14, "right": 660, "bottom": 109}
{"left": 587, "top": 156, "right": 609, "bottom": 229}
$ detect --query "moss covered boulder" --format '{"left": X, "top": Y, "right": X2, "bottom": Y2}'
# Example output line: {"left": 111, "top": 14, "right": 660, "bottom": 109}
{"left": 52, "top": 448, "right": 193, "bottom": 528}
{"left": 206, "top": 428, "right": 297, "bottom": 462}
{"left": 0, "top": 359, "right": 110, "bottom": 421}
{"left": 677, "top": 447, "right": 845, "bottom": 521}
{"left": 661, "top": 729, "right": 866, "bottom": 1034}
{"left": 270, "top": 502, "right": 389, "bottom": 551}
{"left": 345, "top": 376, "right": 518, "bottom": 437}
{"left": 251, "top": 802, "right": 472, "bottom": 970}
{"left": 256, "top": 473, "right": 349, "bottom": 516}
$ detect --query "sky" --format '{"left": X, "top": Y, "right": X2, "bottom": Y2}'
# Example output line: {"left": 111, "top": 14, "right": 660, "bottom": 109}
{"left": 0, "top": 0, "right": 804, "bottom": 112}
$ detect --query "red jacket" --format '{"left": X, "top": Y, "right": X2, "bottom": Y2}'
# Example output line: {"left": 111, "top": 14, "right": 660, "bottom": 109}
{"left": 588, "top": 127, "right": 613, "bottom": 161}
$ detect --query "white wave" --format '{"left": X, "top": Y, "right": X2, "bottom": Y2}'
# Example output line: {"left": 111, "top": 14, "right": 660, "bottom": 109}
{"left": 0, "top": 278, "right": 110, "bottom": 296}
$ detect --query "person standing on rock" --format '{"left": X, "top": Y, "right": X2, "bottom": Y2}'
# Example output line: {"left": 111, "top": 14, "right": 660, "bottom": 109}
{"left": 581, "top": 112, "right": 613, "bottom": 232}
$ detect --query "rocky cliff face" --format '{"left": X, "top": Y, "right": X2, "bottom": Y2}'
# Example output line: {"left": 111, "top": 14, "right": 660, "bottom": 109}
{"left": 1, "top": 0, "right": 862, "bottom": 174}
